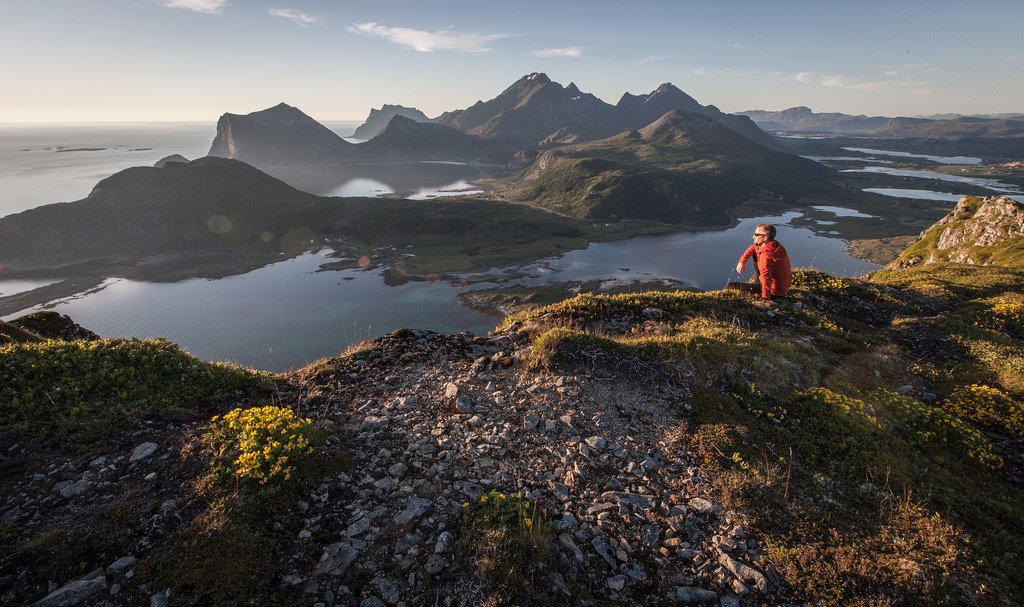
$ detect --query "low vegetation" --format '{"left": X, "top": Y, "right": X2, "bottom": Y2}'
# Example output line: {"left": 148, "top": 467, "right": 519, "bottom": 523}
{"left": 141, "top": 404, "right": 341, "bottom": 605}
{"left": 0, "top": 337, "right": 272, "bottom": 446}
{"left": 516, "top": 257, "right": 1024, "bottom": 605}
{"left": 460, "top": 490, "right": 561, "bottom": 605}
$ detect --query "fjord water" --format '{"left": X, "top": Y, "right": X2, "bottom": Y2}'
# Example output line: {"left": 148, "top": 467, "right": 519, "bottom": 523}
{"left": 2, "top": 212, "right": 878, "bottom": 372}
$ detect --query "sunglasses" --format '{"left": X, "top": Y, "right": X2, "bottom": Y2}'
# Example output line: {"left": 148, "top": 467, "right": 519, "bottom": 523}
{"left": 753, "top": 233, "right": 768, "bottom": 237}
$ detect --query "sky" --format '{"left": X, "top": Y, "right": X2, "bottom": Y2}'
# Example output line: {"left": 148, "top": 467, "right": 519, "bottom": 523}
{"left": 1, "top": 0, "right": 1022, "bottom": 123}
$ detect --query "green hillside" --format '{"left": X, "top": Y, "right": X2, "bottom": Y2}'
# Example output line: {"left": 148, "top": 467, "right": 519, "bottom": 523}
{"left": 497, "top": 110, "right": 834, "bottom": 225}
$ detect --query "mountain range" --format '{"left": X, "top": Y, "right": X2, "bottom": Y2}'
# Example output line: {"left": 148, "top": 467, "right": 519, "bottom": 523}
{"left": 436, "top": 73, "right": 777, "bottom": 149}
{"left": 209, "top": 74, "right": 780, "bottom": 168}
{"left": 208, "top": 103, "right": 508, "bottom": 167}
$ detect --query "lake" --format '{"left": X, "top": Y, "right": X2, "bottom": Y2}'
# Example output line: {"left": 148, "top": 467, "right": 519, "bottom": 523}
{"left": 2, "top": 211, "right": 878, "bottom": 372}
{"left": 843, "top": 166, "right": 1024, "bottom": 198}
{"left": 0, "top": 125, "right": 949, "bottom": 372}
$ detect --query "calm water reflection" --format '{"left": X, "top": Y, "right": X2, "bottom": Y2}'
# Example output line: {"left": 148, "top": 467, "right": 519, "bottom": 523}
{"left": 5, "top": 253, "right": 497, "bottom": 372}
{"left": 4, "top": 211, "right": 878, "bottom": 372}
{"left": 479, "top": 212, "right": 878, "bottom": 292}
{"left": 266, "top": 162, "right": 501, "bottom": 199}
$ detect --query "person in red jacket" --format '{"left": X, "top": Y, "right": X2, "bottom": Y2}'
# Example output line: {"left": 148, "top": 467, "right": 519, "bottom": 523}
{"left": 731, "top": 223, "right": 792, "bottom": 299}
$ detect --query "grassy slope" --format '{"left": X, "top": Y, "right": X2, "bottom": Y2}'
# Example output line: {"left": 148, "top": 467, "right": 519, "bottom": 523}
{"left": 506, "top": 262, "right": 1024, "bottom": 605}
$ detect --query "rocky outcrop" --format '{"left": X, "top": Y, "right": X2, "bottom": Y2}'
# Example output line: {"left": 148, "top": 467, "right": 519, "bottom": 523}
{"left": 890, "top": 195, "right": 1024, "bottom": 267}
{"left": 9, "top": 311, "right": 100, "bottom": 341}
{"left": 352, "top": 104, "right": 434, "bottom": 140}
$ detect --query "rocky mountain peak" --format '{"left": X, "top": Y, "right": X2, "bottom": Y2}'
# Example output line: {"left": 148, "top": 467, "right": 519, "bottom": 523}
{"left": 353, "top": 104, "right": 433, "bottom": 139}
{"left": 891, "top": 195, "right": 1024, "bottom": 267}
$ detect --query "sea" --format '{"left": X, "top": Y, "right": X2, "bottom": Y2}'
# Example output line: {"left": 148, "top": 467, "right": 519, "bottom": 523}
{"left": 0, "top": 122, "right": 997, "bottom": 372}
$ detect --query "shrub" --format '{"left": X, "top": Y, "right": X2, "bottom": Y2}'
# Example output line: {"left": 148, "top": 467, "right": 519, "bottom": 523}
{"left": 977, "top": 297, "right": 1024, "bottom": 338}
{"left": 874, "top": 390, "right": 1002, "bottom": 469}
{"left": 791, "top": 269, "right": 855, "bottom": 295}
{"left": 942, "top": 384, "right": 1024, "bottom": 438}
{"left": 208, "top": 405, "right": 312, "bottom": 485}
{"left": 729, "top": 381, "right": 787, "bottom": 422}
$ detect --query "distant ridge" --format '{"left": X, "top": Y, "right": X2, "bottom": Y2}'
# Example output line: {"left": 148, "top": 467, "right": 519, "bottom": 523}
{"left": 209, "top": 102, "right": 354, "bottom": 167}
{"left": 208, "top": 103, "right": 504, "bottom": 167}
{"left": 501, "top": 109, "right": 829, "bottom": 225}
{"left": 739, "top": 106, "right": 1024, "bottom": 139}
{"left": 738, "top": 106, "right": 891, "bottom": 134}
{"left": 436, "top": 73, "right": 618, "bottom": 146}
{"left": 352, "top": 104, "right": 434, "bottom": 140}
{"left": 359, "top": 115, "right": 511, "bottom": 162}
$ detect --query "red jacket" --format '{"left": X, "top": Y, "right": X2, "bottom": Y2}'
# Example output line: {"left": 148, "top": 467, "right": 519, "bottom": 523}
{"left": 739, "top": 240, "right": 792, "bottom": 299}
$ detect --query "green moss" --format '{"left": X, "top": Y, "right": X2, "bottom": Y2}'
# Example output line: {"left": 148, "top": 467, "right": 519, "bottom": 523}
{"left": 145, "top": 522, "right": 298, "bottom": 606}
{"left": 871, "top": 261, "right": 1024, "bottom": 300}
{"left": 0, "top": 338, "right": 272, "bottom": 446}
{"left": 460, "top": 490, "right": 563, "bottom": 606}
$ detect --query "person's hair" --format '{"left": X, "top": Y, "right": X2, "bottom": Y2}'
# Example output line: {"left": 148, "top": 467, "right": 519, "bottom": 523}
{"left": 757, "top": 223, "right": 776, "bottom": 240}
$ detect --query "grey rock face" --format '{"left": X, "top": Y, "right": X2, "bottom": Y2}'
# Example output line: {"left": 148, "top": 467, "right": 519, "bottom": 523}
{"left": 316, "top": 542, "right": 362, "bottom": 576}
{"left": 393, "top": 498, "right": 432, "bottom": 525}
{"left": 29, "top": 571, "right": 106, "bottom": 607}
{"left": 672, "top": 585, "right": 718, "bottom": 604}
{"left": 129, "top": 442, "right": 158, "bottom": 463}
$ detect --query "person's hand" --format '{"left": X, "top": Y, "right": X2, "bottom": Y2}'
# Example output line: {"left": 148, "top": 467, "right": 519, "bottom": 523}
{"left": 735, "top": 262, "right": 744, "bottom": 274}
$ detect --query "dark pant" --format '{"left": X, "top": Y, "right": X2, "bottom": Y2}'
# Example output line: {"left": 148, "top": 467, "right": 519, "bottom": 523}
{"left": 726, "top": 281, "right": 787, "bottom": 300}
{"left": 726, "top": 281, "right": 761, "bottom": 296}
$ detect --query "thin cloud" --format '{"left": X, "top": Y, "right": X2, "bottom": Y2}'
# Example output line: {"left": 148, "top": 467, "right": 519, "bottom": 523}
{"left": 1007, "top": 53, "right": 1024, "bottom": 60}
{"left": 157, "top": 0, "right": 228, "bottom": 14}
{"left": 269, "top": 8, "right": 320, "bottom": 27}
{"left": 791, "top": 71, "right": 920, "bottom": 91}
{"left": 530, "top": 47, "right": 583, "bottom": 58}
{"left": 347, "top": 22, "right": 508, "bottom": 53}
{"left": 883, "top": 63, "right": 937, "bottom": 77}
{"left": 637, "top": 55, "right": 672, "bottom": 64}
{"left": 694, "top": 67, "right": 785, "bottom": 80}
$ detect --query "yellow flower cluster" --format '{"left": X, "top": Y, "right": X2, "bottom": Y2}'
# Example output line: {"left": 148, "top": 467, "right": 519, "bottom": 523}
{"left": 992, "top": 299, "right": 1024, "bottom": 323}
{"left": 990, "top": 298, "right": 1024, "bottom": 337}
{"left": 943, "top": 384, "right": 1023, "bottom": 437}
{"left": 791, "top": 269, "right": 854, "bottom": 295}
{"left": 210, "top": 405, "right": 312, "bottom": 485}
{"left": 799, "top": 387, "right": 879, "bottom": 427}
